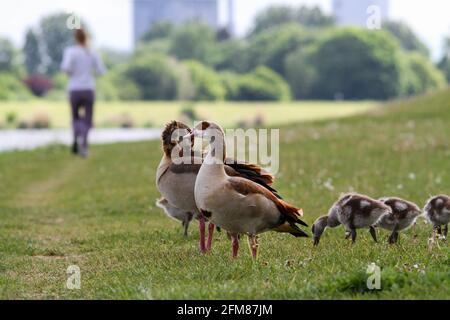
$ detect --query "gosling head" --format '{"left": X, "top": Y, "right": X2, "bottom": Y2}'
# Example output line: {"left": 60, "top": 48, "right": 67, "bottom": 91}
{"left": 312, "top": 215, "right": 329, "bottom": 246}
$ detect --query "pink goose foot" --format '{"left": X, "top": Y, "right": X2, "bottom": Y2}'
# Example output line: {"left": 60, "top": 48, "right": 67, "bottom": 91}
{"left": 247, "top": 235, "right": 259, "bottom": 260}
{"left": 231, "top": 234, "right": 239, "bottom": 259}
{"left": 206, "top": 222, "right": 215, "bottom": 251}
{"left": 199, "top": 214, "right": 206, "bottom": 253}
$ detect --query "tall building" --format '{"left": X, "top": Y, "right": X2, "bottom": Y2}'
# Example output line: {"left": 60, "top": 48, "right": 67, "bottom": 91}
{"left": 133, "top": 0, "right": 220, "bottom": 43}
{"left": 333, "top": 0, "right": 389, "bottom": 27}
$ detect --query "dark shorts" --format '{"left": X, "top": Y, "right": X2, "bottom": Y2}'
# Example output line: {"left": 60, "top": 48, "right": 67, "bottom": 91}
{"left": 70, "top": 90, "right": 95, "bottom": 129}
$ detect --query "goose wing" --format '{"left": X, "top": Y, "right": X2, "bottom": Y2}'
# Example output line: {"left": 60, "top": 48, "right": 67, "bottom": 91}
{"left": 226, "top": 177, "right": 307, "bottom": 228}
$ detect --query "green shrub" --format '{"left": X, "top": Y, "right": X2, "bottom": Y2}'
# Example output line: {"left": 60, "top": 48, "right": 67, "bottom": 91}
{"left": 401, "top": 53, "right": 446, "bottom": 95}
{"left": 214, "top": 40, "right": 251, "bottom": 73}
{"left": 97, "top": 76, "right": 119, "bottom": 101}
{"left": 220, "top": 71, "right": 241, "bottom": 100}
{"left": 180, "top": 103, "right": 198, "bottom": 122}
{"left": 247, "top": 24, "right": 319, "bottom": 77}
{"left": 5, "top": 112, "right": 17, "bottom": 125}
{"left": 124, "top": 54, "right": 180, "bottom": 100}
{"left": 103, "top": 66, "right": 141, "bottom": 101}
{"left": 169, "top": 22, "right": 218, "bottom": 66}
{"left": 311, "top": 28, "right": 404, "bottom": 100}
{"left": 235, "top": 66, "right": 291, "bottom": 101}
{"left": 284, "top": 46, "right": 319, "bottom": 99}
{"left": 438, "top": 55, "right": 450, "bottom": 83}
{"left": 0, "top": 74, "right": 32, "bottom": 100}
{"left": 184, "top": 60, "right": 225, "bottom": 101}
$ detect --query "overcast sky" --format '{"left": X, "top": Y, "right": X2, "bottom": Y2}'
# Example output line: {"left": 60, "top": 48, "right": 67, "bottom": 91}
{"left": 0, "top": 0, "right": 449, "bottom": 60}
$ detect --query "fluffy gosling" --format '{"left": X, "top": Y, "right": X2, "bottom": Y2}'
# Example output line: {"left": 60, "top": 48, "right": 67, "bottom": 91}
{"left": 312, "top": 193, "right": 391, "bottom": 245}
{"left": 376, "top": 197, "right": 422, "bottom": 244}
{"left": 423, "top": 195, "right": 450, "bottom": 240}
{"left": 156, "top": 198, "right": 194, "bottom": 237}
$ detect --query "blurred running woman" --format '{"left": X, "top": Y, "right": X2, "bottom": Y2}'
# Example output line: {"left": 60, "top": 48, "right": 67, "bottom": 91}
{"left": 61, "top": 28, "right": 106, "bottom": 158}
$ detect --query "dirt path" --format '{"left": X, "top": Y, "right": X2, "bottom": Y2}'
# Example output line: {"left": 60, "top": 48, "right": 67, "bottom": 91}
{"left": 0, "top": 128, "right": 161, "bottom": 152}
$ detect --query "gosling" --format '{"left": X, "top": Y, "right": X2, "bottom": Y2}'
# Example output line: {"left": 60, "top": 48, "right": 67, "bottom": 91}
{"left": 156, "top": 198, "right": 194, "bottom": 237}
{"left": 312, "top": 193, "right": 391, "bottom": 245}
{"left": 376, "top": 197, "right": 422, "bottom": 244}
{"left": 423, "top": 195, "right": 450, "bottom": 240}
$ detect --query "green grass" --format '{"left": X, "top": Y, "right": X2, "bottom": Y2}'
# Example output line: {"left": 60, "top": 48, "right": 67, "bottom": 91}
{"left": 0, "top": 91, "right": 449, "bottom": 299}
{"left": 0, "top": 100, "right": 376, "bottom": 128}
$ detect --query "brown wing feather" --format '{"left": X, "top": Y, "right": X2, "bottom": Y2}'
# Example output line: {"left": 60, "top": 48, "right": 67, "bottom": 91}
{"left": 227, "top": 177, "right": 306, "bottom": 227}
{"left": 225, "top": 158, "right": 274, "bottom": 186}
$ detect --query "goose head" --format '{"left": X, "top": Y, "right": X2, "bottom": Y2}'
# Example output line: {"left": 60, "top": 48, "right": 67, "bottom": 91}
{"left": 161, "top": 121, "right": 193, "bottom": 158}
{"left": 189, "top": 121, "right": 227, "bottom": 163}
{"left": 312, "top": 215, "right": 328, "bottom": 246}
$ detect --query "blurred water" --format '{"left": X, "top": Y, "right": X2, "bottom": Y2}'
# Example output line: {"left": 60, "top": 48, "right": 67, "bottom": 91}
{"left": 0, "top": 128, "right": 161, "bottom": 152}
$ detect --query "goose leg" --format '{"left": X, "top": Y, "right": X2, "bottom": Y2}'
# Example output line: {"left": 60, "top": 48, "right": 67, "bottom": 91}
{"left": 231, "top": 234, "right": 239, "bottom": 259}
{"left": 388, "top": 231, "right": 399, "bottom": 244}
{"left": 413, "top": 222, "right": 418, "bottom": 238}
{"left": 388, "top": 224, "right": 399, "bottom": 244}
{"left": 247, "top": 235, "right": 259, "bottom": 260}
{"left": 369, "top": 226, "right": 378, "bottom": 243}
{"left": 345, "top": 231, "right": 351, "bottom": 239}
{"left": 443, "top": 224, "right": 448, "bottom": 239}
{"left": 198, "top": 213, "right": 206, "bottom": 253}
{"left": 350, "top": 229, "right": 357, "bottom": 244}
{"left": 206, "top": 222, "right": 215, "bottom": 251}
{"left": 182, "top": 220, "right": 188, "bottom": 237}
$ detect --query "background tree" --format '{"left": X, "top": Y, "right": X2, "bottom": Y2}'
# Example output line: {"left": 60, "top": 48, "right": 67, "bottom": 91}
{"left": 169, "top": 22, "right": 218, "bottom": 66}
{"left": 38, "top": 13, "right": 90, "bottom": 75}
{"left": 235, "top": 66, "right": 291, "bottom": 101}
{"left": 0, "top": 38, "right": 21, "bottom": 75}
{"left": 251, "top": 6, "right": 293, "bottom": 34}
{"left": 403, "top": 53, "right": 446, "bottom": 94}
{"left": 123, "top": 54, "right": 180, "bottom": 100}
{"left": 40, "top": 13, "right": 76, "bottom": 75}
{"left": 296, "top": 6, "right": 335, "bottom": 28}
{"left": 383, "top": 21, "right": 429, "bottom": 57}
{"left": 251, "top": 5, "right": 333, "bottom": 35}
{"left": 437, "top": 37, "right": 450, "bottom": 82}
{"left": 184, "top": 60, "right": 226, "bottom": 101}
{"left": 284, "top": 46, "right": 319, "bottom": 99}
{"left": 23, "top": 30, "right": 43, "bottom": 75}
{"left": 214, "top": 39, "right": 250, "bottom": 73}
{"left": 311, "top": 28, "right": 403, "bottom": 100}
{"left": 140, "top": 21, "right": 174, "bottom": 42}
{"left": 247, "top": 24, "right": 318, "bottom": 77}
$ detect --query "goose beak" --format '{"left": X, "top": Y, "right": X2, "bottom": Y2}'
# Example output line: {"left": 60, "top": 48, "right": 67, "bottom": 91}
{"left": 183, "top": 128, "right": 201, "bottom": 139}
{"left": 182, "top": 130, "right": 194, "bottom": 141}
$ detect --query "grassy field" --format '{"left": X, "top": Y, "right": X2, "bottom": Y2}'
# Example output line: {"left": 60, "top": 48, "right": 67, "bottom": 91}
{"left": 0, "top": 91, "right": 449, "bottom": 299}
{"left": 0, "top": 100, "right": 376, "bottom": 128}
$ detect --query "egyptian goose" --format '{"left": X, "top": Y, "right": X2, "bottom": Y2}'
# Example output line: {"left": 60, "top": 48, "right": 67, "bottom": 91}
{"left": 191, "top": 121, "right": 308, "bottom": 259}
{"left": 156, "top": 121, "right": 279, "bottom": 252}
{"left": 376, "top": 197, "right": 421, "bottom": 244}
{"left": 156, "top": 198, "right": 193, "bottom": 237}
{"left": 312, "top": 193, "right": 391, "bottom": 245}
{"left": 423, "top": 195, "right": 450, "bottom": 240}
